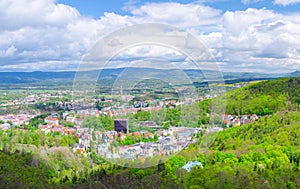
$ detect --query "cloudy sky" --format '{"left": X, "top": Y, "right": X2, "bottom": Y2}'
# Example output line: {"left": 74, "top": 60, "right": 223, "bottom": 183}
{"left": 0, "top": 0, "right": 300, "bottom": 73}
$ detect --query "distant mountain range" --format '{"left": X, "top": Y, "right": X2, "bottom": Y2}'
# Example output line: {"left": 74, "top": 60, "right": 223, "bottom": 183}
{"left": 0, "top": 67, "right": 292, "bottom": 86}
{"left": 290, "top": 70, "right": 300, "bottom": 77}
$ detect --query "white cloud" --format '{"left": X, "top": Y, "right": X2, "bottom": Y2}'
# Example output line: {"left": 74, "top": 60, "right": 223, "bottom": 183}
{"left": 273, "top": 0, "right": 300, "bottom": 6}
{"left": 216, "top": 8, "right": 300, "bottom": 72}
{"left": 0, "top": 0, "right": 109, "bottom": 70}
{"left": 129, "top": 2, "right": 222, "bottom": 28}
{"left": 0, "top": 0, "right": 300, "bottom": 73}
{"left": 241, "top": 0, "right": 263, "bottom": 4}
{"left": 0, "top": 45, "right": 17, "bottom": 58}
{"left": 0, "top": 0, "right": 80, "bottom": 30}
{"left": 0, "top": 1, "right": 223, "bottom": 71}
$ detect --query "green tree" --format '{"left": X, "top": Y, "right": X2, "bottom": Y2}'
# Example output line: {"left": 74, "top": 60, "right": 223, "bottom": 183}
{"left": 64, "top": 122, "right": 75, "bottom": 128}
{"left": 135, "top": 110, "right": 152, "bottom": 121}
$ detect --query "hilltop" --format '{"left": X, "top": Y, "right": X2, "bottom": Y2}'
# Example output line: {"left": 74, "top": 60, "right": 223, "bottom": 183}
{"left": 218, "top": 77, "right": 300, "bottom": 115}
{"left": 0, "top": 68, "right": 285, "bottom": 87}
{"left": 182, "top": 78, "right": 300, "bottom": 188}
{"left": 291, "top": 70, "right": 300, "bottom": 77}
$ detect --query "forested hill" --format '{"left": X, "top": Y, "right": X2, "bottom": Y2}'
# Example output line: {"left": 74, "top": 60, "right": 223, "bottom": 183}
{"left": 219, "top": 77, "right": 300, "bottom": 115}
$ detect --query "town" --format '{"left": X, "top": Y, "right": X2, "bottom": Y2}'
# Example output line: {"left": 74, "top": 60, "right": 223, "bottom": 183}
{"left": 0, "top": 89, "right": 259, "bottom": 162}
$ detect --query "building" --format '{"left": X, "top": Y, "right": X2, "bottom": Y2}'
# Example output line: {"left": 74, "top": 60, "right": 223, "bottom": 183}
{"left": 45, "top": 117, "right": 59, "bottom": 125}
{"left": 114, "top": 119, "right": 129, "bottom": 133}
{"left": 140, "top": 121, "right": 163, "bottom": 130}
{"left": 66, "top": 116, "right": 75, "bottom": 123}
{"left": 74, "top": 118, "right": 83, "bottom": 126}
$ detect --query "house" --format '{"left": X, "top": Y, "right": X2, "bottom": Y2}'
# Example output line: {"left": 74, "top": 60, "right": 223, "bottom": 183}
{"left": 232, "top": 118, "right": 241, "bottom": 126}
{"left": 73, "top": 143, "right": 85, "bottom": 154}
{"left": 74, "top": 118, "right": 83, "bottom": 126}
{"left": 101, "top": 135, "right": 110, "bottom": 143}
{"left": 119, "top": 132, "right": 126, "bottom": 140}
{"left": 155, "top": 130, "right": 164, "bottom": 136}
{"left": 66, "top": 116, "right": 75, "bottom": 123}
{"left": 140, "top": 121, "right": 163, "bottom": 130}
{"left": 114, "top": 132, "right": 118, "bottom": 139}
{"left": 241, "top": 116, "right": 251, "bottom": 124}
{"left": 133, "top": 132, "right": 142, "bottom": 137}
{"left": 106, "top": 133, "right": 114, "bottom": 140}
{"left": 251, "top": 114, "right": 259, "bottom": 121}
{"left": 0, "top": 123, "right": 11, "bottom": 130}
{"left": 144, "top": 133, "right": 154, "bottom": 139}
{"left": 39, "top": 125, "right": 51, "bottom": 134}
{"left": 45, "top": 117, "right": 59, "bottom": 125}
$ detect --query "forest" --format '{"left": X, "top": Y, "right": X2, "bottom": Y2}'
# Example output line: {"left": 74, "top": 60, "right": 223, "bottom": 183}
{"left": 218, "top": 77, "right": 300, "bottom": 115}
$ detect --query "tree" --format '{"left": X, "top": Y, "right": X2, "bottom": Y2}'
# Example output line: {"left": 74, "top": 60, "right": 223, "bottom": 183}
{"left": 154, "top": 134, "right": 158, "bottom": 142}
{"left": 31, "top": 133, "right": 40, "bottom": 147}
{"left": 135, "top": 110, "right": 152, "bottom": 121}
{"left": 64, "top": 122, "right": 75, "bottom": 128}
{"left": 165, "top": 156, "right": 186, "bottom": 177}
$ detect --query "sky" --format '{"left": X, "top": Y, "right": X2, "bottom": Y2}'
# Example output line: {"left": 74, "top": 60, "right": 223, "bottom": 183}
{"left": 0, "top": 0, "right": 300, "bottom": 73}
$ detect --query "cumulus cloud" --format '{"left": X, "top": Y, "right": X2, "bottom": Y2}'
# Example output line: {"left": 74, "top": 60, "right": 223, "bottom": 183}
{"left": 0, "top": 1, "right": 222, "bottom": 71}
{"left": 128, "top": 2, "right": 222, "bottom": 28}
{"left": 273, "top": 0, "right": 300, "bottom": 6}
{"left": 217, "top": 8, "right": 300, "bottom": 72}
{"left": 0, "top": 0, "right": 125, "bottom": 71}
{"left": 0, "top": 0, "right": 80, "bottom": 30}
{"left": 0, "top": 0, "right": 82, "bottom": 68}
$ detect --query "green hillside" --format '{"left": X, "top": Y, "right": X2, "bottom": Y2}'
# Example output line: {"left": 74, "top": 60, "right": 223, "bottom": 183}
{"left": 185, "top": 111, "right": 300, "bottom": 189}
{"left": 219, "top": 77, "right": 300, "bottom": 115}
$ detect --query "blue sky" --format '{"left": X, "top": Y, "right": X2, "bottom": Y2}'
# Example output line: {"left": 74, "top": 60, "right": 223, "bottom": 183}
{"left": 57, "top": 0, "right": 300, "bottom": 18}
{"left": 0, "top": 0, "right": 300, "bottom": 73}
{"left": 57, "top": 0, "right": 130, "bottom": 17}
{"left": 57, "top": 0, "right": 203, "bottom": 17}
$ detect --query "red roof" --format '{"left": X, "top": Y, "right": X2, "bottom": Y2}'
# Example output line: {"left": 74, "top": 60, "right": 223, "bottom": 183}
{"left": 45, "top": 117, "right": 58, "bottom": 121}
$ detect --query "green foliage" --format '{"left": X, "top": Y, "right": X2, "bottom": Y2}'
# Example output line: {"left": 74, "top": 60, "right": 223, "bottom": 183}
{"left": 165, "top": 106, "right": 181, "bottom": 126}
{"left": 83, "top": 115, "right": 114, "bottom": 131}
{"left": 134, "top": 110, "right": 152, "bottom": 121}
{"left": 64, "top": 122, "right": 74, "bottom": 128}
{"left": 121, "top": 135, "right": 134, "bottom": 145}
{"left": 96, "top": 100, "right": 112, "bottom": 110}
{"left": 29, "top": 114, "right": 48, "bottom": 128}
{"left": 164, "top": 156, "right": 186, "bottom": 177}
{"left": 0, "top": 151, "right": 53, "bottom": 188}
{"left": 214, "top": 77, "right": 300, "bottom": 115}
